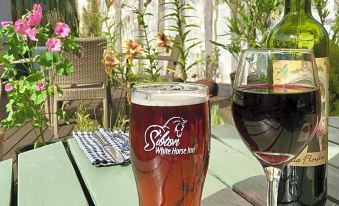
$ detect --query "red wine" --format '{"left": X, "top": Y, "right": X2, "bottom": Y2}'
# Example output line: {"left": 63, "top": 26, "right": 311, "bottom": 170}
{"left": 232, "top": 85, "right": 320, "bottom": 167}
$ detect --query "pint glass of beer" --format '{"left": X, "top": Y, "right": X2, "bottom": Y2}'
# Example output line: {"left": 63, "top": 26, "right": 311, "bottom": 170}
{"left": 130, "top": 83, "right": 210, "bottom": 206}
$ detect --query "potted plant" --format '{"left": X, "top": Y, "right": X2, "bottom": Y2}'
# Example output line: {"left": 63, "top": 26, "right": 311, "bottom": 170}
{"left": 0, "top": 3, "right": 81, "bottom": 149}
{"left": 194, "top": 47, "right": 220, "bottom": 96}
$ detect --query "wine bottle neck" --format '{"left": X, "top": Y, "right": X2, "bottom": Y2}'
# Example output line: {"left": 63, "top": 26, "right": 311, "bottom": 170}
{"left": 284, "top": 0, "right": 312, "bottom": 15}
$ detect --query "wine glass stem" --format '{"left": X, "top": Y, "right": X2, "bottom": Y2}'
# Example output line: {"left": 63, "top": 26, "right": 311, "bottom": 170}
{"left": 264, "top": 167, "right": 282, "bottom": 206}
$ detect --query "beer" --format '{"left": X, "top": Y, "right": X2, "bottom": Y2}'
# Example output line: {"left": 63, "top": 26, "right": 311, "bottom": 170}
{"left": 130, "top": 83, "right": 210, "bottom": 206}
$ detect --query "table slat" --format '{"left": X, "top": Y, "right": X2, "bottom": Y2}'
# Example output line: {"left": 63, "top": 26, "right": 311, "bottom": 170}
{"left": 68, "top": 137, "right": 237, "bottom": 205}
{"left": 208, "top": 137, "right": 263, "bottom": 187}
{"left": 68, "top": 138, "right": 138, "bottom": 206}
{"left": 202, "top": 188, "right": 252, "bottom": 206}
{"left": 329, "top": 124, "right": 339, "bottom": 145}
{"left": 18, "top": 142, "right": 88, "bottom": 206}
{"left": 329, "top": 117, "right": 339, "bottom": 129}
{"left": 0, "top": 159, "right": 12, "bottom": 206}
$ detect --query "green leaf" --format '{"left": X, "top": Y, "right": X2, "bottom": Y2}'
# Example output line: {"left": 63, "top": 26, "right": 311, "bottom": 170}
{"left": 186, "top": 41, "right": 202, "bottom": 52}
{"left": 37, "top": 52, "right": 54, "bottom": 67}
{"left": 163, "top": 13, "right": 178, "bottom": 19}
{"left": 26, "top": 73, "right": 42, "bottom": 83}
{"left": 18, "top": 80, "right": 28, "bottom": 93}
{"left": 55, "top": 60, "right": 74, "bottom": 76}
{"left": 56, "top": 108, "right": 69, "bottom": 124}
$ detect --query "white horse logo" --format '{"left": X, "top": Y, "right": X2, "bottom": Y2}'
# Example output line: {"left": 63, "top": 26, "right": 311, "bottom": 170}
{"left": 144, "top": 117, "right": 188, "bottom": 152}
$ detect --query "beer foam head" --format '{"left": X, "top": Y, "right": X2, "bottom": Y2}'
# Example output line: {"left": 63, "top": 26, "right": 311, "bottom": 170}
{"left": 131, "top": 83, "right": 209, "bottom": 106}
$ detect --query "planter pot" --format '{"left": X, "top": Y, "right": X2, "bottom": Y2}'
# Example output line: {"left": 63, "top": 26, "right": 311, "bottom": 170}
{"left": 196, "top": 79, "right": 218, "bottom": 96}
{"left": 230, "top": 71, "right": 236, "bottom": 87}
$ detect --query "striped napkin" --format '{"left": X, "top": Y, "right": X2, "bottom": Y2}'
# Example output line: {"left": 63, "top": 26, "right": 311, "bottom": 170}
{"left": 72, "top": 129, "right": 130, "bottom": 167}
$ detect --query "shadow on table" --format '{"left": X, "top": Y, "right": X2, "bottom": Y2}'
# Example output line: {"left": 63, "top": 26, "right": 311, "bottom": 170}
{"left": 232, "top": 165, "right": 339, "bottom": 206}
{"left": 233, "top": 175, "right": 266, "bottom": 206}
{"left": 201, "top": 188, "right": 252, "bottom": 206}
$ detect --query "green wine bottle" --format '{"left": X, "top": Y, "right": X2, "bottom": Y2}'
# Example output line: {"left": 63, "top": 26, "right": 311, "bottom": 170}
{"left": 267, "top": 0, "right": 329, "bottom": 205}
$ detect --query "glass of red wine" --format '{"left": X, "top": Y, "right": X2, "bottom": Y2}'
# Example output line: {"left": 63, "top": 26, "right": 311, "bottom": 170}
{"left": 231, "top": 49, "right": 321, "bottom": 206}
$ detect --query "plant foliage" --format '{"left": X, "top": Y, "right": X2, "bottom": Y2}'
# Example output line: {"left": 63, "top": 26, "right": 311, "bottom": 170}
{"left": 163, "top": 0, "right": 201, "bottom": 81}
{"left": 74, "top": 103, "right": 100, "bottom": 132}
{"left": 0, "top": 4, "right": 81, "bottom": 147}
{"left": 213, "top": 0, "right": 283, "bottom": 60}
{"left": 81, "top": 0, "right": 102, "bottom": 37}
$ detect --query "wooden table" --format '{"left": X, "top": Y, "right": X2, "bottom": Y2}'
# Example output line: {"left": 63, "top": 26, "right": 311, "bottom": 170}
{"left": 0, "top": 118, "right": 339, "bottom": 206}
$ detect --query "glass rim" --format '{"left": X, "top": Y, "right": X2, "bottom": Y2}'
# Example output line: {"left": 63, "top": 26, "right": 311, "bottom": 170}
{"left": 241, "top": 48, "right": 314, "bottom": 54}
{"left": 131, "top": 82, "right": 209, "bottom": 106}
{"left": 132, "top": 82, "right": 208, "bottom": 94}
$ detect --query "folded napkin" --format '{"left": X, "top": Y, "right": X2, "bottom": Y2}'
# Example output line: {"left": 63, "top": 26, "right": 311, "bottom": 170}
{"left": 72, "top": 129, "right": 130, "bottom": 167}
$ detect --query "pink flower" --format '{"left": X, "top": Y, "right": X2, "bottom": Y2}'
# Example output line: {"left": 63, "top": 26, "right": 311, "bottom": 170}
{"left": 124, "top": 40, "right": 144, "bottom": 60}
{"left": 4, "top": 83, "right": 14, "bottom": 92}
{"left": 26, "top": 28, "right": 38, "bottom": 41}
{"left": 27, "top": 4, "right": 43, "bottom": 26}
{"left": 1, "top": 21, "right": 13, "bottom": 27}
{"left": 14, "top": 19, "right": 29, "bottom": 35}
{"left": 103, "top": 50, "right": 120, "bottom": 73}
{"left": 33, "top": 3, "right": 43, "bottom": 13}
{"left": 45, "top": 38, "right": 62, "bottom": 52}
{"left": 54, "top": 22, "right": 70, "bottom": 38}
{"left": 156, "top": 32, "right": 172, "bottom": 49}
{"left": 36, "top": 81, "right": 47, "bottom": 91}
{"left": 105, "top": 0, "right": 114, "bottom": 8}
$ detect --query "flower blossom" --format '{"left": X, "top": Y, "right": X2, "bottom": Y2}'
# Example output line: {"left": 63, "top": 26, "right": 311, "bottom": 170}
{"left": 27, "top": 3, "right": 43, "bottom": 26}
{"left": 4, "top": 83, "right": 14, "bottom": 92}
{"left": 54, "top": 22, "right": 70, "bottom": 38}
{"left": 36, "top": 81, "right": 47, "bottom": 91}
{"left": 105, "top": 0, "right": 115, "bottom": 8}
{"left": 14, "top": 19, "right": 30, "bottom": 35}
{"left": 124, "top": 40, "right": 144, "bottom": 60}
{"left": 156, "top": 32, "right": 172, "bottom": 50}
{"left": 46, "top": 38, "right": 62, "bottom": 52}
{"left": 26, "top": 28, "right": 38, "bottom": 41}
{"left": 1, "top": 21, "right": 13, "bottom": 28}
{"left": 103, "top": 50, "right": 120, "bottom": 73}
{"left": 145, "top": 0, "right": 152, "bottom": 5}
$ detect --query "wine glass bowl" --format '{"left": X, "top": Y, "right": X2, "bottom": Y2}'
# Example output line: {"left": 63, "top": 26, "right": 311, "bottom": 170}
{"left": 231, "top": 49, "right": 321, "bottom": 206}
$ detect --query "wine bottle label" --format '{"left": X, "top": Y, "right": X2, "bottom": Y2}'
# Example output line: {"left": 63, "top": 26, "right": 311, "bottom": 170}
{"left": 273, "top": 57, "right": 329, "bottom": 167}
{"left": 273, "top": 60, "right": 313, "bottom": 84}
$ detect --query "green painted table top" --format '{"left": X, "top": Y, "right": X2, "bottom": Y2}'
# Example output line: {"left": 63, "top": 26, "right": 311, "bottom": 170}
{"left": 66, "top": 120, "right": 339, "bottom": 205}
{"left": 67, "top": 137, "right": 238, "bottom": 206}
{"left": 17, "top": 142, "right": 88, "bottom": 206}
{"left": 0, "top": 159, "right": 12, "bottom": 206}
{"left": 0, "top": 118, "right": 337, "bottom": 206}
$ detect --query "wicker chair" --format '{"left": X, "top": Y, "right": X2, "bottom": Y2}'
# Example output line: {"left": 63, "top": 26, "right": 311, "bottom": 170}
{"left": 52, "top": 37, "right": 108, "bottom": 138}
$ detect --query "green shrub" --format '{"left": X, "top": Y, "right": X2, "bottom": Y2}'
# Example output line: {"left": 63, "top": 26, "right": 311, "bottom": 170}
{"left": 74, "top": 103, "right": 100, "bottom": 132}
